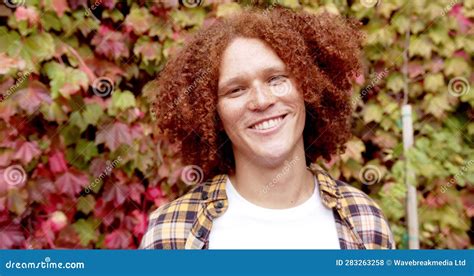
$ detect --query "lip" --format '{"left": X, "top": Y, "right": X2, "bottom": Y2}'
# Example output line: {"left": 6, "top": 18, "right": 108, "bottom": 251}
{"left": 247, "top": 113, "right": 288, "bottom": 135}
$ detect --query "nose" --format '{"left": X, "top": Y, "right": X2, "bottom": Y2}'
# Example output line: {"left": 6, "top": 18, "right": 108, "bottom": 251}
{"left": 247, "top": 82, "right": 276, "bottom": 111}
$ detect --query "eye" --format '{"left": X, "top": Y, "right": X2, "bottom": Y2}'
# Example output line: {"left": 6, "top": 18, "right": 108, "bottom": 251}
{"left": 268, "top": 75, "right": 288, "bottom": 86}
{"left": 226, "top": 87, "right": 246, "bottom": 97}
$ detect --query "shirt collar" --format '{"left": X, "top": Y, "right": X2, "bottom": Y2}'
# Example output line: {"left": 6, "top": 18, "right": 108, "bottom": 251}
{"left": 203, "top": 165, "right": 340, "bottom": 209}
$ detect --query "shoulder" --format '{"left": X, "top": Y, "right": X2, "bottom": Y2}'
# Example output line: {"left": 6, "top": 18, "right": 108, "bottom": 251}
{"left": 140, "top": 183, "right": 205, "bottom": 249}
{"left": 335, "top": 179, "right": 396, "bottom": 249}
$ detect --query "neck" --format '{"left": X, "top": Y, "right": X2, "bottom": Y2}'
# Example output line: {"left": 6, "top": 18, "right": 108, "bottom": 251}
{"left": 229, "top": 142, "right": 315, "bottom": 209}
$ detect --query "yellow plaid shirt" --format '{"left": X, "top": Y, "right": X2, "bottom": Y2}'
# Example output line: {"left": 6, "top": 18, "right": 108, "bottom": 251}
{"left": 140, "top": 167, "right": 395, "bottom": 249}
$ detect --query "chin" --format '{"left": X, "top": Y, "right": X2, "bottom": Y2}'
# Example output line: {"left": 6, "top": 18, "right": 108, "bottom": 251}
{"left": 252, "top": 144, "right": 295, "bottom": 166}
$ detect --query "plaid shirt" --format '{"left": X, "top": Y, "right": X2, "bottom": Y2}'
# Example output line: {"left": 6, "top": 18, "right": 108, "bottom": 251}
{"left": 140, "top": 167, "right": 395, "bottom": 249}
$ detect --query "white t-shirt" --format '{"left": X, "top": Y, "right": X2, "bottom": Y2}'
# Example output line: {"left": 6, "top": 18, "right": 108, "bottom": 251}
{"left": 208, "top": 176, "right": 340, "bottom": 249}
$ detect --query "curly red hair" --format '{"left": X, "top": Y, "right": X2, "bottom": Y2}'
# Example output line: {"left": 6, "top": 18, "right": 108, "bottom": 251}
{"left": 153, "top": 7, "right": 363, "bottom": 180}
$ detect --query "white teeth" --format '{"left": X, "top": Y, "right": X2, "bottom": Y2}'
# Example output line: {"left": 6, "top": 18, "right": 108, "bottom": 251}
{"left": 251, "top": 116, "right": 284, "bottom": 131}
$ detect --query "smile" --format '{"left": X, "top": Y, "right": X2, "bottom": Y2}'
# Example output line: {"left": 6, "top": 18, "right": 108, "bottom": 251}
{"left": 249, "top": 114, "right": 287, "bottom": 131}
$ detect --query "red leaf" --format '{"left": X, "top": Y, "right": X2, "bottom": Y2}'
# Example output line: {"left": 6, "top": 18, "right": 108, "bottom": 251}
{"left": 0, "top": 223, "right": 25, "bottom": 248}
{"left": 105, "top": 229, "right": 132, "bottom": 249}
{"left": 124, "top": 210, "right": 147, "bottom": 237}
{"left": 91, "top": 26, "right": 129, "bottom": 60}
{"left": 14, "top": 6, "right": 39, "bottom": 26}
{"left": 48, "top": 150, "right": 68, "bottom": 174}
{"left": 102, "top": 181, "right": 129, "bottom": 207}
{"left": 51, "top": 0, "right": 69, "bottom": 17}
{"left": 55, "top": 169, "right": 89, "bottom": 196}
{"left": 95, "top": 122, "right": 133, "bottom": 151}
{"left": 93, "top": 198, "right": 115, "bottom": 226}
{"left": 128, "top": 182, "right": 144, "bottom": 204}
{"left": 14, "top": 80, "right": 52, "bottom": 115}
{"left": 28, "top": 178, "right": 55, "bottom": 203}
{"left": 450, "top": 4, "right": 473, "bottom": 33}
{"left": 145, "top": 186, "right": 168, "bottom": 207}
{"left": 12, "top": 141, "right": 41, "bottom": 165}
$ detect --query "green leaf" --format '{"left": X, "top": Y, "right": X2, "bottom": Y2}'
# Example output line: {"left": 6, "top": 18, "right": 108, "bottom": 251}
{"left": 73, "top": 218, "right": 99, "bottom": 246}
{"left": 133, "top": 37, "right": 162, "bottom": 65}
{"left": 21, "top": 32, "right": 56, "bottom": 70}
{"left": 386, "top": 72, "right": 404, "bottom": 93}
{"left": 111, "top": 90, "right": 136, "bottom": 111}
{"left": 125, "top": 5, "right": 153, "bottom": 35}
{"left": 363, "top": 103, "right": 383, "bottom": 123}
{"left": 409, "top": 35, "right": 432, "bottom": 59}
{"left": 76, "top": 195, "right": 95, "bottom": 215}
{"left": 41, "top": 12, "right": 62, "bottom": 31}
{"left": 0, "top": 27, "right": 21, "bottom": 55}
{"left": 444, "top": 57, "right": 471, "bottom": 77}
{"left": 82, "top": 104, "right": 104, "bottom": 126}
{"left": 7, "top": 189, "right": 28, "bottom": 216}
{"left": 70, "top": 111, "right": 88, "bottom": 132}
{"left": 40, "top": 102, "right": 68, "bottom": 123}
{"left": 43, "top": 61, "right": 88, "bottom": 99}
{"left": 340, "top": 138, "right": 365, "bottom": 163}
{"left": 424, "top": 73, "right": 444, "bottom": 93}
{"left": 75, "top": 139, "right": 98, "bottom": 162}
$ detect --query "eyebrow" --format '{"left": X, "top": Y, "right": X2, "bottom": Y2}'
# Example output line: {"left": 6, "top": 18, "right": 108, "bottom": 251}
{"left": 218, "top": 65, "right": 287, "bottom": 92}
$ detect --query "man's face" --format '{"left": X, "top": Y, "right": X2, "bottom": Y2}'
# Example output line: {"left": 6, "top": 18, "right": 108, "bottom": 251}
{"left": 217, "top": 37, "right": 306, "bottom": 166}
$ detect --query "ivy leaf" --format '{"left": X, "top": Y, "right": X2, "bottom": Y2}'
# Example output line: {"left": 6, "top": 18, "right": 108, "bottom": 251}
{"left": 14, "top": 80, "right": 52, "bottom": 115}
{"left": 40, "top": 102, "right": 68, "bottom": 123}
{"left": 19, "top": 33, "right": 55, "bottom": 71}
{"left": 40, "top": 12, "right": 62, "bottom": 31}
{"left": 13, "top": 141, "right": 41, "bottom": 165}
{"left": 340, "top": 138, "right": 365, "bottom": 163}
{"left": 0, "top": 224, "right": 24, "bottom": 248}
{"left": 111, "top": 90, "right": 136, "bottom": 112}
{"left": 444, "top": 57, "right": 471, "bottom": 77}
{"left": 77, "top": 195, "right": 95, "bottom": 215}
{"left": 91, "top": 26, "right": 129, "bottom": 60}
{"left": 48, "top": 150, "right": 68, "bottom": 174}
{"left": 386, "top": 72, "right": 404, "bottom": 93}
{"left": 363, "top": 103, "right": 383, "bottom": 123}
{"left": 43, "top": 62, "right": 88, "bottom": 99}
{"left": 73, "top": 217, "right": 99, "bottom": 246}
{"left": 124, "top": 6, "right": 152, "bottom": 35}
{"left": 82, "top": 104, "right": 104, "bottom": 127}
{"left": 7, "top": 189, "right": 28, "bottom": 215}
{"left": 0, "top": 27, "right": 21, "bottom": 56}
{"left": 128, "top": 182, "right": 144, "bottom": 204}
{"left": 75, "top": 139, "right": 98, "bottom": 162}
{"left": 69, "top": 111, "right": 88, "bottom": 132}
{"left": 95, "top": 122, "right": 133, "bottom": 151}
{"left": 424, "top": 73, "right": 445, "bottom": 93}
{"left": 0, "top": 52, "right": 25, "bottom": 74}
{"left": 103, "top": 181, "right": 129, "bottom": 207}
{"left": 55, "top": 168, "right": 89, "bottom": 196}
{"left": 47, "top": 0, "right": 70, "bottom": 17}
{"left": 105, "top": 229, "right": 132, "bottom": 249}
{"left": 127, "top": 210, "right": 147, "bottom": 236}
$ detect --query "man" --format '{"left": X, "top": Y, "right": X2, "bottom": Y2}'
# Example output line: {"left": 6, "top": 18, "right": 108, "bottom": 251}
{"left": 140, "top": 7, "right": 395, "bottom": 249}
